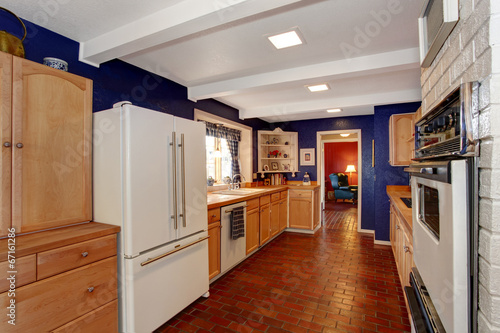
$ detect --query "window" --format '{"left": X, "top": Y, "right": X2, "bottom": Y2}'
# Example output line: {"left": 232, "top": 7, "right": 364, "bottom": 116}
{"left": 194, "top": 109, "right": 253, "bottom": 187}
{"left": 206, "top": 136, "right": 232, "bottom": 183}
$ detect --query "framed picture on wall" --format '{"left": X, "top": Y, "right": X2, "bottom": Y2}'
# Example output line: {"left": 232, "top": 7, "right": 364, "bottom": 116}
{"left": 300, "top": 148, "right": 315, "bottom": 166}
{"left": 271, "top": 162, "right": 279, "bottom": 170}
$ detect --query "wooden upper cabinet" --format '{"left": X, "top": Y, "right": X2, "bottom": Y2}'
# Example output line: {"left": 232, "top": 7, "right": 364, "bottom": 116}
{"left": 0, "top": 52, "right": 13, "bottom": 237}
{"left": 389, "top": 113, "right": 416, "bottom": 166}
{"left": 1, "top": 55, "right": 92, "bottom": 236}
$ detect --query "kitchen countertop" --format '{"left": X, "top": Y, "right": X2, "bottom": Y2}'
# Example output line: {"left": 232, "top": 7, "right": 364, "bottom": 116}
{"left": 208, "top": 184, "right": 320, "bottom": 210}
{"left": 386, "top": 185, "right": 413, "bottom": 232}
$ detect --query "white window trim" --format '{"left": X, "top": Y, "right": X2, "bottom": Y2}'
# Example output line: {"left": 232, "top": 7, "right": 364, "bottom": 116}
{"left": 194, "top": 109, "right": 253, "bottom": 191}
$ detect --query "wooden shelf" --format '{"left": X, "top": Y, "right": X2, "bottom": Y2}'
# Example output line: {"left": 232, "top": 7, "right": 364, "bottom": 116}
{"left": 258, "top": 128, "right": 298, "bottom": 177}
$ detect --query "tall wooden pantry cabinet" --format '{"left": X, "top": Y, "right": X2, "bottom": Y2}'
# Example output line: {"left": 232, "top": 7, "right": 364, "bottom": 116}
{"left": 0, "top": 52, "right": 92, "bottom": 237}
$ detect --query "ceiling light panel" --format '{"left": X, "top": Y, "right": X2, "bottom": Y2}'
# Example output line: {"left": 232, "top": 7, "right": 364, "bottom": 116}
{"left": 268, "top": 30, "right": 303, "bottom": 49}
{"left": 327, "top": 108, "right": 342, "bottom": 113}
{"left": 307, "top": 84, "right": 329, "bottom": 92}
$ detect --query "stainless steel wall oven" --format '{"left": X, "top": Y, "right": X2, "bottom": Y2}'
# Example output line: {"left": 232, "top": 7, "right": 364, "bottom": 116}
{"left": 405, "top": 82, "right": 479, "bottom": 333}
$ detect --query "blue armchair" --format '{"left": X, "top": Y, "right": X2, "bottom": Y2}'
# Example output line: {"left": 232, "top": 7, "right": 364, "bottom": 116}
{"left": 329, "top": 173, "right": 357, "bottom": 203}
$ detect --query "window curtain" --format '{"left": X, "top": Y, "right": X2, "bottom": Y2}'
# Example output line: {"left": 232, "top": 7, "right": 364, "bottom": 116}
{"left": 203, "top": 121, "right": 242, "bottom": 181}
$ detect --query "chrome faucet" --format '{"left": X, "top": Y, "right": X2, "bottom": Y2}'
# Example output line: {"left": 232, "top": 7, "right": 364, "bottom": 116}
{"left": 231, "top": 174, "right": 246, "bottom": 190}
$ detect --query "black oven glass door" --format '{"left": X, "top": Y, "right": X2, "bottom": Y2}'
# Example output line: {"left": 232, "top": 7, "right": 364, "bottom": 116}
{"left": 418, "top": 184, "right": 440, "bottom": 240}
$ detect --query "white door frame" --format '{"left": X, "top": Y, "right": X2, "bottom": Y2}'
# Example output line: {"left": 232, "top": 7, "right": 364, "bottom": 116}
{"left": 316, "top": 129, "right": 364, "bottom": 233}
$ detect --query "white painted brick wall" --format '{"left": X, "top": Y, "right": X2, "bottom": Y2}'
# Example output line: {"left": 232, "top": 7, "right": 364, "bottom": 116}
{"left": 421, "top": 0, "right": 500, "bottom": 331}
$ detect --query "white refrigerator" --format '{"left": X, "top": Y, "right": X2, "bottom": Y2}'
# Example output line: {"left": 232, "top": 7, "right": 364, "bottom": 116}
{"left": 92, "top": 103, "right": 209, "bottom": 333}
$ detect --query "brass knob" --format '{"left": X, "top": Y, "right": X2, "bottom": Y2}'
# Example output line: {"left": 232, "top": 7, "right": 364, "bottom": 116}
{"left": 15, "top": 143, "right": 23, "bottom": 148}
{"left": 3, "top": 142, "right": 11, "bottom": 147}
{"left": 87, "top": 287, "right": 94, "bottom": 293}
{"left": 82, "top": 251, "right": 89, "bottom": 257}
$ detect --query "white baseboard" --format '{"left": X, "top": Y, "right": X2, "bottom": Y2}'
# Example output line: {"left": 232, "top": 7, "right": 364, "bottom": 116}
{"left": 373, "top": 240, "right": 391, "bottom": 246}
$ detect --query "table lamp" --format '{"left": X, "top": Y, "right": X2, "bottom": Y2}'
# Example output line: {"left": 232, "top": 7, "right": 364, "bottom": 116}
{"left": 345, "top": 165, "right": 356, "bottom": 183}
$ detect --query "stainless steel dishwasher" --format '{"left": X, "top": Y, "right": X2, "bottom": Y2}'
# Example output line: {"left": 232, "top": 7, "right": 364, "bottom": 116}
{"left": 220, "top": 202, "right": 247, "bottom": 274}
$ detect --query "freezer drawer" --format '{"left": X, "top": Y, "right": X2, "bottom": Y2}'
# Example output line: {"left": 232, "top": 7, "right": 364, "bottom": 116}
{"left": 121, "top": 233, "right": 209, "bottom": 333}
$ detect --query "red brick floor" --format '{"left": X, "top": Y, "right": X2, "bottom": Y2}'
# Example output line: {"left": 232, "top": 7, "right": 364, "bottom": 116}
{"left": 155, "top": 202, "right": 410, "bottom": 333}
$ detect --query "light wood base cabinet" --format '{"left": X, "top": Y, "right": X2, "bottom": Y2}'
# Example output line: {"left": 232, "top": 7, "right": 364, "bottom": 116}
{"left": 51, "top": 299, "right": 118, "bottom": 333}
{"left": 0, "top": 223, "right": 119, "bottom": 332}
{"left": 246, "top": 198, "right": 260, "bottom": 254}
{"left": 0, "top": 53, "right": 92, "bottom": 238}
{"left": 288, "top": 188, "right": 320, "bottom": 230}
{"left": 208, "top": 220, "right": 221, "bottom": 280}
{"left": 389, "top": 202, "right": 414, "bottom": 288}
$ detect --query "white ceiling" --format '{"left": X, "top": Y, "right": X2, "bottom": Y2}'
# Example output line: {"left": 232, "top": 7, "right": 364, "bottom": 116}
{"left": 3, "top": 0, "right": 425, "bottom": 122}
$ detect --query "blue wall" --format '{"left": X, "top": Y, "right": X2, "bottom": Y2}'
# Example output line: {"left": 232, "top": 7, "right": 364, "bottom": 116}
{"left": 373, "top": 102, "right": 420, "bottom": 241}
{"left": 3, "top": 12, "right": 421, "bottom": 241}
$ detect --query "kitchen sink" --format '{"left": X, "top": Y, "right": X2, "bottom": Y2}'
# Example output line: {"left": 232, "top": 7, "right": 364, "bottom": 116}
{"left": 212, "top": 188, "right": 268, "bottom": 195}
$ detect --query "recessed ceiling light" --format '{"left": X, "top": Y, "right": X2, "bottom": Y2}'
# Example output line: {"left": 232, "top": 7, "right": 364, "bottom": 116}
{"left": 327, "top": 108, "right": 342, "bottom": 113}
{"left": 268, "top": 30, "right": 303, "bottom": 49}
{"left": 307, "top": 84, "right": 329, "bottom": 92}
{"left": 340, "top": 133, "right": 350, "bottom": 137}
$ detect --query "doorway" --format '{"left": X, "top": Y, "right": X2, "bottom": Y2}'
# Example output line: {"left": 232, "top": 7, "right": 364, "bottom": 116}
{"left": 317, "top": 130, "right": 362, "bottom": 233}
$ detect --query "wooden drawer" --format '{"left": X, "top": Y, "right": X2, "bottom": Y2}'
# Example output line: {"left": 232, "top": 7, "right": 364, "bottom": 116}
{"left": 247, "top": 198, "right": 259, "bottom": 211}
{"left": 260, "top": 195, "right": 270, "bottom": 206}
{"left": 280, "top": 191, "right": 288, "bottom": 200}
{"left": 0, "top": 254, "right": 36, "bottom": 293}
{"left": 289, "top": 189, "right": 312, "bottom": 199}
{"left": 208, "top": 208, "right": 221, "bottom": 224}
{"left": 37, "top": 235, "right": 117, "bottom": 280}
{"left": 271, "top": 193, "right": 280, "bottom": 202}
{"left": 52, "top": 299, "right": 118, "bottom": 333}
{"left": 0, "top": 257, "right": 117, "bottom": 332}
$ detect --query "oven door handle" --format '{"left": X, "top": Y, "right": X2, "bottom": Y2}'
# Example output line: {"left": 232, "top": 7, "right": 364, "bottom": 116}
{"left": 404, "top": 287, "right": 433, "bottom": 332}
{"left": 404, "top": 167, "right": 434, "bottom": 174}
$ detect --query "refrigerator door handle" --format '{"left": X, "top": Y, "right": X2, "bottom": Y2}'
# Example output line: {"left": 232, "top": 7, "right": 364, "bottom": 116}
{"left": 140, "top": 236, "right": 209, "bottom": 266}
{"left": 170, "top": 132, "right": 178, "bottom": 229}
{"left": 179, "top": 133, "right": 186, "bottom": 227}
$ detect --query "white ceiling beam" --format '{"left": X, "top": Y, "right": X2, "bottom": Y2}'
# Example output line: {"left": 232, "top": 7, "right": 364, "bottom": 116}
{"left": 79, "top": 0, "right": 301, "bottom": 66}
{"left": 188, "top": 47, "right": 420, "bottom": 101}
{"left": 239, "top": 88, "right": 422, "bottom": 119}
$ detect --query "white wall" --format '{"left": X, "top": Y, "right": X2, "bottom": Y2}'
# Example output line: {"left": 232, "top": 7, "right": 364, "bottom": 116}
{"left": 420, "top": 0, "right": 500, "bottom": 331}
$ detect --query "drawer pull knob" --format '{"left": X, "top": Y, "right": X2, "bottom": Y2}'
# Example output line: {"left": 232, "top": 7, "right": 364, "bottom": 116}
{"left": 3, "top": 142, "right": 11, "bottom": 147}
{"left": 403, "top": 246, "right": 409, "bottom": 253}
{"left": 82, "top": 251, "right": 89, "bottom": 257}
{"left": 16, "top": 142, "right": 24, "bottom": 148}
{"left": 212, "top": 214, "right": 217, "bottom": 218}
{"left": 88, "top": 287, "right": 94, "bottom": 293}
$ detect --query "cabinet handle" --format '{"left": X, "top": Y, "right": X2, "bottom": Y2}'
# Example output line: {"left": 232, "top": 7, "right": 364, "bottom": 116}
{"left": 212, "top": 214, "right": 217, "bottom": 218}
{"left": 87, "top": 287, "right": 94, "bottom": 293}
{"left": 15, "top": 143, "right": 23, "bottom": 148}
{"left": 3, "top": 142, "right": 11, "bottom": 148}
{"left": 395, "top": 224, "right": 400, "bottom": 230}
{"left": 403, "top": 246, "right": 409, "bottom": 253}
{"left": 81, "top": 251, "right": 89, "bottom": 257}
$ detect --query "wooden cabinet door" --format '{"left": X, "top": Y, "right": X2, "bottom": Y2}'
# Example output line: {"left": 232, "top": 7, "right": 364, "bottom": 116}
{"left": 289, "top": 198, "right": 312, "bottom": 229}
{"left": 259, "top": 204, "right": 270, "bottom": 245}
{"left": 278, "top": 199, "right": 287, "bottom": 231}
{"left": 389, "top": 113, "right": 415, "bottom": 166}
{"left": 270, "top": 201, "right": 280, "bottom": 237}
{"left": 11, "top": 57, "right": 92, "bottom": 234}
{"left": 246, "top": 208, "right": 259, "bottom": 254}
{"left": 208, "top": 222, "right": 221, "bottom": 280}
{"left": 0, "top": 52, "right": 12, "bottom": 237}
